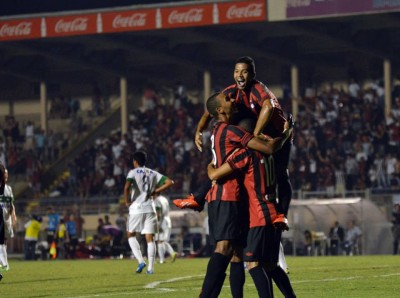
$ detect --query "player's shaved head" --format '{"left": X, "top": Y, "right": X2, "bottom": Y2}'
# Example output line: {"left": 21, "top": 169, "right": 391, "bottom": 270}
{"left": 206, "top": 92, "right": 222, "bottom": 118}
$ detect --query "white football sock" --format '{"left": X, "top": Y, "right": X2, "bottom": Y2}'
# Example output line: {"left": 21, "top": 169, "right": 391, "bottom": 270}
{"left": 157, "top": 242, "right": 165, "bottom": 263}
{"left": 164, "top": 242, "right": 175, "bottom": 256}
{"left": 128, "top": 237, "right": 145, "bottom": 264}
{"left": 0, "top": 244, "right": 8, "bottom": 269}
{"left": 147, "top": 241, "right": 156, "bottom": 271}
{"left": 278, "top": 242, "right": 288, "bottom": 271}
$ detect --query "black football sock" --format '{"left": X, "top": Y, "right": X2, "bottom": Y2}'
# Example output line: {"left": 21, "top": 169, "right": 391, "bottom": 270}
{"left": 209, "top": 273, "right": 226, "bottom": 298}
{"left": 194, "top": 181, "right": 211, "bottom": 211}
{"left": 199, "top": 253, "right": 231, "bottom": 298}
{"left": 268, "top": 274, "right": 274, "bottom": 297}
{"left": 229, "top": 261, "right": 245, "bottom": 298}
{"left": 249, "top": 266, "right": 272, "bottom": 298}
{"left": 269, "top": 266, "right": 296, "bottom": 298}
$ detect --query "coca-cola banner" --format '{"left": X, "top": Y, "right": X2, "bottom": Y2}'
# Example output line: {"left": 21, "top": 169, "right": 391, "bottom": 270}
{"left": 286, "top": 0, "right": 400, "bottom": 19}
{"left": 102, "top": 9, "right": 157, "bottom": 33}
{"left": 218, "top": 0, "right": 267, "bottom": 24}
{"left": 161, "top": 4, "right": 214, "bottom": 29}
{"left": 0, "top": 18, "right": 41, "bottom": 41}
{"left": 46, "top": 14, "right": 97, "bottom": 37}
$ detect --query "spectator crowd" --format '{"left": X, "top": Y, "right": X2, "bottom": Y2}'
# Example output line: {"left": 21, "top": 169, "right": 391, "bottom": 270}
{"left": 1, "top": 78, "right": 400, "bottom": 208}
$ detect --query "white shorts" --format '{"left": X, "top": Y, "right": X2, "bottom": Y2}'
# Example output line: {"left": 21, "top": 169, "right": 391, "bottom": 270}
{"left": 128, "top": 212, "right": 158, "bottom": 235}
{"left": 156, "top": 221, "right": 171, "bottom": 242}
{"left": 2, "top": 207, "right": 14, "bottom": 238}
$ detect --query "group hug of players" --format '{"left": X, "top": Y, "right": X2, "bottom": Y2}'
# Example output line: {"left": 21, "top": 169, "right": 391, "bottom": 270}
{"left": 174, "top": 56, "right": 297, "bottom": 298}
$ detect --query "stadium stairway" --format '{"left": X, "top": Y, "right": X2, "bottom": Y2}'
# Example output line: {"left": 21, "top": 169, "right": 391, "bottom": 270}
{"left": 15, "top": 98, "right": 124, "bottom": 213}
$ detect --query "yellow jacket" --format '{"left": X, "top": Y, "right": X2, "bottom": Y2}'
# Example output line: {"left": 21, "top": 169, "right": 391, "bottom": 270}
{"left": 25, "top": 219, "right": 41, "bottom": 240}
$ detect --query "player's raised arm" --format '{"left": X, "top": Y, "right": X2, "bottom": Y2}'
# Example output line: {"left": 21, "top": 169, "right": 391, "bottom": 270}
{"left": 253, "top": 97, "right": 275, "bottom": 138}
{"left": 195, "top": 111, "right": 212, "bottom": 152}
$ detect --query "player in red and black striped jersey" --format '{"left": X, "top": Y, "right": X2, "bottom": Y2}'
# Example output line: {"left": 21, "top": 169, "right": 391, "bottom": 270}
{"left": 207, "top": 146, "right": 296, "bottom": 298}
{"left": 193, "top": 56, "right": 293, "bottom": 219}
{"left": 198, "top": 92, "right": 292, "bottom": 298}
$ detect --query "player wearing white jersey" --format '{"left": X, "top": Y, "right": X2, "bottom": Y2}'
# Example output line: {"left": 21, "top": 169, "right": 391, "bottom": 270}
{"left": 123, "top": 151, "right": 174, "bottom": 274}
{"left": 0, "top": 165, "right": 17, "bottom": 281}
{"left": 154, "top": 195, "right": 177, "bottom": 263}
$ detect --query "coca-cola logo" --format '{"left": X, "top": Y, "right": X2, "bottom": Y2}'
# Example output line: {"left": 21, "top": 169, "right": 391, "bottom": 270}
{"left": 55, "top": 18, "right": 88, "bottom": 33}
{"left": 226, "top": 4, "right": 263, "bottom": 19}
{"left": 0, "top": 22, "right": 32, "bottom": 37}
{"left": 112, "top": 14, "right": 147, "bottom": 28}
{"left": 168, "top": 9, "right": 203, "bottom": 24}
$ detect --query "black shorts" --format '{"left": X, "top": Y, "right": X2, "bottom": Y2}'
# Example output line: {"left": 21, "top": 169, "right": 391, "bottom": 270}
{"left": 208, "top": 200, "right": 247, "bottom": 246}
{"left": 47, "top": 230, "right": 56, "bottom": 244}
{"left": 243, "top": 226, "right": 275, "bottom": 262}
{"left": 272, "top": 140, "right": 291, "bottom": 178}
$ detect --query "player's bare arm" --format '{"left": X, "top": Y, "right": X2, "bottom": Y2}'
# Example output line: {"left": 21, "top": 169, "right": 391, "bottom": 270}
{"left": 207, "top": 161, "right": 234, "bottom": 181}
{"left": 248, "top": 123, "right": 293, "bottom": 155}
{"left": 11, "top": 203, "right": 17, "bottom": 226}
{"left": 151, "top": 177, "right": 174, "bottom": 197}
{"left": 195, "top": 111, "right": 212, "bottom": 152}
{"left": 123, "top": 181, "right": 132, "bottom": 207}
{"left": 253, "top": 97, "right": 274, "bottom": 139}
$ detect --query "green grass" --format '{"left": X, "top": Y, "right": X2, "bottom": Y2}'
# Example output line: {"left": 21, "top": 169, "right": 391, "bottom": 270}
{"left": 1, "top": 255, "right": 399, "bottom": 297}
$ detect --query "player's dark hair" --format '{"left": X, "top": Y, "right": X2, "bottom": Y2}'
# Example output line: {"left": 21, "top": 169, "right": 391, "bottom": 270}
{"left": 235, "top": 56, "right": 256, "bottom": 74}
{"left": 133, "top": 151, "right": 147, "bottom": 166}
{"left": 206, "top": 92, "right": 222, "bottom": 118}
{"left": 238, "top": 118, "right": 255, "bottom": 133}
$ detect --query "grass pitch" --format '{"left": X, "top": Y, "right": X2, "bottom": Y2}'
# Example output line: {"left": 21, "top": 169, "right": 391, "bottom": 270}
{"left": 1, "top": 255, "right": 399, "bottom": 297}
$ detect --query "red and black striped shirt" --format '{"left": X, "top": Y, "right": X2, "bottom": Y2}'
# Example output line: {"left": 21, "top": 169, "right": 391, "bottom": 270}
{"left": 223, "top": 80, "right": 286, "bottom": 138}
{"left": 227, "top": 148, "right": 278, "bottom": 228}
{"left": 205, "top": 121, "right": 253, "bottom": 203}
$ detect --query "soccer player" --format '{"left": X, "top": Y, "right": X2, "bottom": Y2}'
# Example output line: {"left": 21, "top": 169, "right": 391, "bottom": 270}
{"left": 198, "top": 93, "right": 291, "bottom": 298}
{"left": 175, "top": 56, "right": 293, "bottom": 274}
{"left": 207, "top": 145, "right": 296, "bottom": 297}
{"left": 154, "top": 195, "right": 177, "bottom": 263}
{"left": 0, "top": 164, "right": 17, "bottom": 281}
{"left": 124, "top": 151, "right": 174, "bottom": 274}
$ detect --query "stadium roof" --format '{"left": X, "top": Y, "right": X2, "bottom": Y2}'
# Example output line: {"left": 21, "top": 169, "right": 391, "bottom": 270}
{"left": 1, "top": 2, "right": 400, "bottom": 100}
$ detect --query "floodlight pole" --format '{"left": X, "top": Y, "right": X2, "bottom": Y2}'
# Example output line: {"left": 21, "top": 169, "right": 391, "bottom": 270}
{"left": 120, "top": 76, "right": 128, "bottom": 135}
{"left": 291, "top": 65, "right": 299, "bottom": 120}
{"left": 384, "top": 59, "right": 391, "bottom": 120}
{"left": 40, "top": 81, "right": 48, "bottom": 133}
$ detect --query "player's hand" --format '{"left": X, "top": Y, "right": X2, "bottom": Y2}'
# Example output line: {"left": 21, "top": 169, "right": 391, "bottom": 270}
{"left": 195, "top": 131, "right": 203, "bottom": 152}
{"left": 287, "top": 113, "right": 295, "bottom": 129}
{"left": 256, "top": 133, "right": 272, "bottom": 141}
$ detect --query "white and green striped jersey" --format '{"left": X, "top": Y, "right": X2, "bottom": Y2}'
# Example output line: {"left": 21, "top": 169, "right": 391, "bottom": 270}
{"left": 1, "top": 184, "right": 15, "bottom": 238}
{"left": 126, "top": 167, "right": 167, "bottom": 214}
{"left": 0, "top": 184, "right": 14, "bottom": 210}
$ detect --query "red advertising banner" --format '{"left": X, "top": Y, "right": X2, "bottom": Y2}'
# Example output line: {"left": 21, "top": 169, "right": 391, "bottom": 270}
{"left": 45, "top": 14, "right": 97, "bottom": 37}
{"left": 287, "top": 0, "right": 400, "bottom": 19}
{"left": 0, "top": 18, "right": 42, "bottom": 41}
{"left": 218, "top": 0, "right": 267, "bottom": 24}
{"left": 101, "top": 9, "right": 157, "bottom": 33}
{"left": 160, "top": 4, "right": 214, "bottom": 29}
